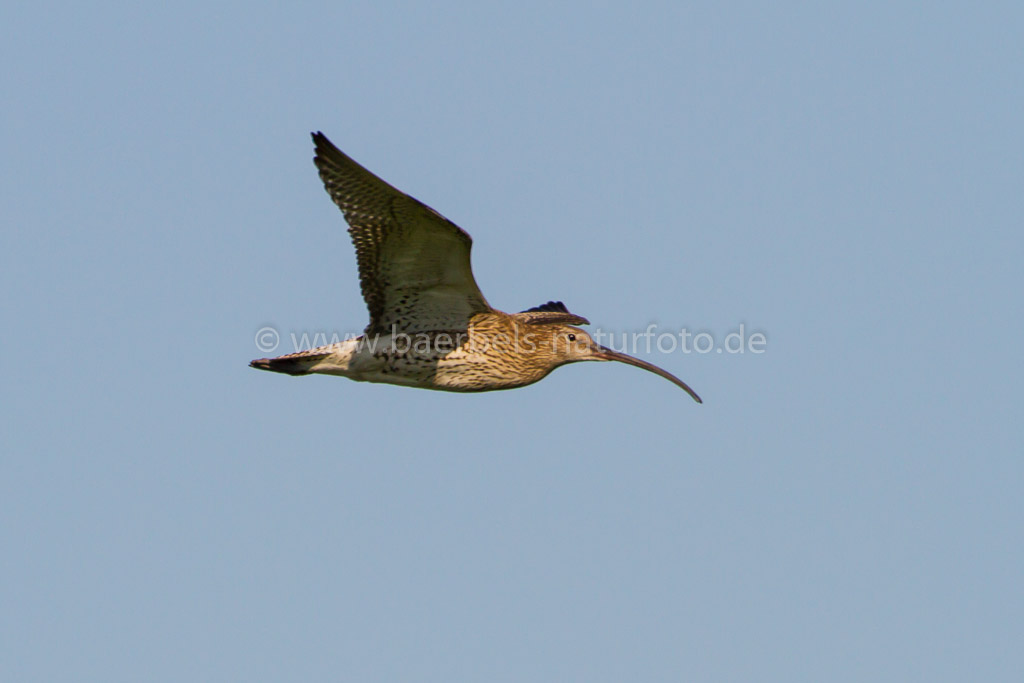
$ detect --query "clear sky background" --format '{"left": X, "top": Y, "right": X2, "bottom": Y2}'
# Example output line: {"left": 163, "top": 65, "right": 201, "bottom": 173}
{"left": 2, "top": 2, "right": 1021, "bottom": 682}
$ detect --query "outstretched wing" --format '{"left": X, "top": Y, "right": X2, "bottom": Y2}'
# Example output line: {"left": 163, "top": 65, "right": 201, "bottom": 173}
{"left": 312, "top": 132, "right": 492, "bottom": 334}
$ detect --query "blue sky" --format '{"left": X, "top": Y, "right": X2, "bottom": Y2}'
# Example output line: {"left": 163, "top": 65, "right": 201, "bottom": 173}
{"left": 2, "top": 2, "right": 1022, "bottom": 681}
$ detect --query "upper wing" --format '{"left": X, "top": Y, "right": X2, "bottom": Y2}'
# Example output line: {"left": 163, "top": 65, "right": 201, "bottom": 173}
{"left": 312, "top": 132, "right": 492, "bottom": 334}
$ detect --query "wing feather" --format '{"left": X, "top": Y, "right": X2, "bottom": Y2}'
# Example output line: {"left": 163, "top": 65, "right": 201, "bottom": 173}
{"left": 312, "top": 132, "right": 492, "bottom": 334}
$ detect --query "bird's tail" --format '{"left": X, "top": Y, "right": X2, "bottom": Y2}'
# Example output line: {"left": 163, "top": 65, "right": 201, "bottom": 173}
{"left": 249, "top": 351, "right": 331, "bottom": 376}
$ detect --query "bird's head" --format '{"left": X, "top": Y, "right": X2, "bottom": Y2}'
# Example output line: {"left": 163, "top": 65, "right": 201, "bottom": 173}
{"left": 531, "top": 324, "right": 702, "bottom": 403}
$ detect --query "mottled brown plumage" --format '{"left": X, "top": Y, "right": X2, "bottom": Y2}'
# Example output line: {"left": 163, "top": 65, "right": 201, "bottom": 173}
{"left": 250, "top": 132, "right": 701, "bottom": 402}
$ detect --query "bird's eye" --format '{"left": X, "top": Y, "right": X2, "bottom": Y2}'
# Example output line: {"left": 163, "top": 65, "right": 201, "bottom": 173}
{"left": 567, "top": 334, "right": 576, "bottom": 342}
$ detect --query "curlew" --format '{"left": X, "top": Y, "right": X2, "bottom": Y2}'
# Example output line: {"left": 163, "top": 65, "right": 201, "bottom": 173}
{"left": 250, "top": 132, "right": 702, "bottom": 402}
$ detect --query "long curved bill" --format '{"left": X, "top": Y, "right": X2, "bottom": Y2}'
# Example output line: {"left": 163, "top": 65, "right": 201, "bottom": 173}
{"left": 594, "top": 346, "right": 702, "bottom": 403}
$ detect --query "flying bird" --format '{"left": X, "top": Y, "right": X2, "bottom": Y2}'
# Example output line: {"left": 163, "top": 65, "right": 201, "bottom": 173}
{"left": 250, "top": 132, "right": 701, "bottom": 402}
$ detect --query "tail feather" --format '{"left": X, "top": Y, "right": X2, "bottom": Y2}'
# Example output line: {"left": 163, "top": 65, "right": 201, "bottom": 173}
{"left": 249, "top": 353, "right": 330, "bottom": 376}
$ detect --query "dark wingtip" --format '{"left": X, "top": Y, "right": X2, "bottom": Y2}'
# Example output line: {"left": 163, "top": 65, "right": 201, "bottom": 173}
{"left": 521, "top": 301, "right": 570, "bottom": 314}
{"left": 311, "top": 131, "right": 346, "bottom": 170}
{"left": 518, "top": 301, "right": 589, "bottom": 326}
{"left": 309, "top": 132, "right": 329, "bottom": 150}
